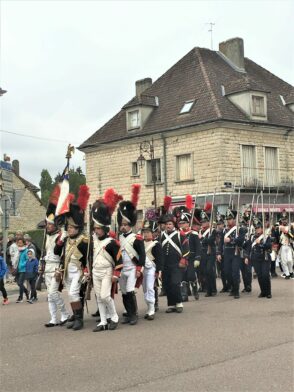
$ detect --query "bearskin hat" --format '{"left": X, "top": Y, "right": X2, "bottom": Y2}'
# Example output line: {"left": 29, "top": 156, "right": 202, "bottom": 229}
{"left": 173, "top": 206, "right": 191, "bottom": 223}
{"left": 117, "top": 184, "right": 141, "bottom": 227}
{"left": 91, "top": 188, "right": 122, "bottom": 230}
{"left": 193, "top": 208, "right": 202, "bottom": 225}
{"left": 216, "top": 211, "right": 225, "bottom": 225}
{"left": 157, "top": 195, "right": 172, "bottom": 224}
{"left": 66, "top": 185, "right": 90, "bottom": 229}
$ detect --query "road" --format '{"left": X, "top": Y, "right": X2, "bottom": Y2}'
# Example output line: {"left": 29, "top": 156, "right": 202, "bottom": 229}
{"left": 1, "top": 277, "right": 293, "bottom": 392}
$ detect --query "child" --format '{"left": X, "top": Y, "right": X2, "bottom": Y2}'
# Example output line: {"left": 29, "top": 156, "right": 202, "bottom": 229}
{"left": 0, "top": 255, "right": 9, "bottom": 305}
{"left": 26, "top": 249, "right": 39, "bottom": 303}
{"left": 15, "top": 238, "right": 29, "bottom": 303}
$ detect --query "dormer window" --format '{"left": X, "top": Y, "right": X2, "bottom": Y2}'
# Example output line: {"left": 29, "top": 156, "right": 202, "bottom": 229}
{"left": 251, "top": 95, "right": 265, "bottom": 117}
{"left": 128, "top": 110, "right": 140, "bottom": 130}
{"left": 180, "top": 100, "right": 195, "bottom": 114}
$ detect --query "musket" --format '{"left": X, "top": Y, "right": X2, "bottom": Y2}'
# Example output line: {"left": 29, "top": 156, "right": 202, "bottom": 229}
{"left": 234, "top": 187, "right": 241, "bottom": 255}
{"left": 84, "top": 203, "right": 93, "bottom": 304}
{"left": 189, "top": 187, "right": 198, "bottom": 229}
{"left": 246, "top": 193, "right": 255, "bottom": 241}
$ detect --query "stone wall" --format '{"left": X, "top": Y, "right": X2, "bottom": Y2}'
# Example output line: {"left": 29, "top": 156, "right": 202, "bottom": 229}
{"left": 0, "top": 174, "right": 46, "bottom": 233}
{"left": 85, "top": 124, "right": 294, "bottom": 211}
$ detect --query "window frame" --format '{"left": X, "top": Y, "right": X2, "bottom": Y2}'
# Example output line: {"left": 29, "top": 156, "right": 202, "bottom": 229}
{"left": 251, "top": 94, "right": 266, "bottom": 117}
{"left": 175, "top": 153, "right": 194, "bottom": 182}
{"left": 240, "top": 144, "right": 258, "bottom": 187}
{"left": 145, "top": 158, "right": 162, "bottom": 185}
{"left": 131, "top": 161, "right": 139, "bottom": 177}
{"left": 263, "top": 146, "right": 280, "bottom": 187}
{"left": 179, "top": 100, "right": 195, "bottom": 114}
{"left": 127, "top": 109, "right": 140, "bottom": 130}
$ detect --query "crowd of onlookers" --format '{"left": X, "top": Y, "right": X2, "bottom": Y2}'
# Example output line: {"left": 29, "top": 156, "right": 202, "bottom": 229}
{"left": 0, "top": 231, "right": 41, "bottom": 305}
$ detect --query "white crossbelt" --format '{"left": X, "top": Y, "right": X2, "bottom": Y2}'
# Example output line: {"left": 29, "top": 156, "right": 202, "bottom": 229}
{"left": 120, "top": 233, "right": 139, "bottom": 260}
{"left": 162, "top": 231, "right": 182, "bottom": 256}
{"left": 224, "top": 226, "right": 237, "bottom": 239}
{"left": 93, "top": 237, "right": 115, "bottom": 266}
{"left": 252, "top": 234, "right": 264, "bottom": 248}
{"left": 201, "top": 228, "right": 210, "bottom": 238}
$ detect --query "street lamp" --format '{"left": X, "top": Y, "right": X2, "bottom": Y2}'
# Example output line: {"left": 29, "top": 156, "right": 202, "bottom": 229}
{"left": 137, "top": 138, "right": 157, "bottom": 209}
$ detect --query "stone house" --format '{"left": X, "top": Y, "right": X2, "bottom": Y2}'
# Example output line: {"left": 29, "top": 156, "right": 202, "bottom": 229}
{"left": 0, "top": 159, "right": 46, "bottom": 232}
{"left": 79, "top": 37, "right": 294, "bottom": 220}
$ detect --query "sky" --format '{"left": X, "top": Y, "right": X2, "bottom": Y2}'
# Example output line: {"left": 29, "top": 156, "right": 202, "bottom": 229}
{"left": 1, "top": 0, "right": 293, "bottom": 187}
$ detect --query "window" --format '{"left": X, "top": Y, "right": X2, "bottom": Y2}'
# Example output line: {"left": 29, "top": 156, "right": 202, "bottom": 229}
{"left": 241, "top": 145, "right": 257, "bottom": 187}
{"left": 252, "top": 95, "right": 265, "bottom": 116}
{"left": 180, "top": 100, "right": 195, "bottom": 114}
{"left": 176, "top": 154, "right": 193, "bottom": 181}
{"left": 146, "top": 159, "right": 161, "bottom": 184}
{"left": 264, "top": 147, "right": 279, "bottom": 186}
{"left": 131, "top": 162, "right": 139, "bottom": 177}
{"left": 128, "top": 110, "right": 140, "bottom": 129}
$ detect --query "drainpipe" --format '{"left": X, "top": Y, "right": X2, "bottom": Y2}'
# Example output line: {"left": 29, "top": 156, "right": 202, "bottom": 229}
{"left": 160, "top": 133, "right": 168, "bottom": 196}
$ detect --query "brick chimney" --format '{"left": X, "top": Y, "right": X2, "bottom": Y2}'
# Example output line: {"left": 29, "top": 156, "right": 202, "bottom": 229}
{"left": 12, "top": 159, "right": 20, "bottom": 176}
{"left": 219, "top": 37, "right": 245, "bottom": 71}
{"left": 136, "top": 78, "right": 152, "bottom": 97}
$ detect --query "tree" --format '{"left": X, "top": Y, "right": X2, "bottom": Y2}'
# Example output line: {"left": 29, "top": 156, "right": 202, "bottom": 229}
{"left": 39, "top": 169, "right": 53, "bottom": 206}
{"left": 54, "top": 167, "right": 86, "bottom": 199}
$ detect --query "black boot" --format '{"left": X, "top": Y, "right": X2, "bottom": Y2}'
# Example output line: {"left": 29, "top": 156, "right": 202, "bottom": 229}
{"left": 121, "top": 294, "right": 130, "bottom": 324}
{"left": 72, "top": 303, "right": 84, "bottom": 331}
{"left": 192, "top": 282, "right": 199, "bottom": 300}
{"left": 180, "top": 281, "right": 189, "bottom": 302}
{"left": 67, "top": 303, "right": 76, "bottom": 329}
{"left": 129, "top": 292, "right": 138, "bottom": 326}
{"left": 154, "top": 287, "right": 159, "bottom": 312}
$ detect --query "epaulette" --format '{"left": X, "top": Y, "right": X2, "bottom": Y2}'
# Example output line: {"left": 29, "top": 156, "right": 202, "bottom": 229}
{"left": 136, "top": 234, "right": 143, "bottom": 240}
{"left": 81, "top": 235, "right": 89, "bottom": 243}
{"left": 191, "top": 230, "right": 199, "bottom": 235}
{"left": 180, "top": 231, "right": 186, "bottom": 237}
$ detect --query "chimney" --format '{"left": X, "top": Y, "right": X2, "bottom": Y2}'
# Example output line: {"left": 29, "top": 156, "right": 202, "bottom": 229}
{"left": 12, "top": 160, "right": 20, "bottom": 176}
{"left": 219, "top": 37, "right": 245, "bottom": 71}
{"left": 135, "top": 78, "right": 152, "bottom": 97}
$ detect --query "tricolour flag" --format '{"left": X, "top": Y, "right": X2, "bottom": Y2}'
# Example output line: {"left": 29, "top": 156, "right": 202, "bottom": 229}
{"left": 55, "top": 165, "right": 71, "bottom": 216}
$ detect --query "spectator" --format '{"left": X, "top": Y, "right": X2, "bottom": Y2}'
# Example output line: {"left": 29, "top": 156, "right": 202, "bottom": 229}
{"left": 25, "top": 249, "right": 39, "bottom": 303}
{"left": 9, "top": 235, "right": 19, "bottom": 271}
{"left": 0, "top": 255, "right": 9, "bottom": 305}
{"left": 15, "top": 238, "right": 29, "bottom": 303}
{"left": 24, "top": 234, "right": 41, "bottom": 260}
{"left": 6, "top": 234, "right": 16, "bottom": 283}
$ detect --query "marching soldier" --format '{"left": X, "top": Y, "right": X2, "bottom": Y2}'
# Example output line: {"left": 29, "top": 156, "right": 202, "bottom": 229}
{"left": 244, "top": 215, "right": 272, "bottom": 298}
{"left": 218, "top": 208, "right": 246, "bottom": 299}
{"left": 54, "top": 185, "right": 90, "bottom": 331}
{"left": 117, "top": 185, "right": 145, "bottom": 326}
{"left": 141, "top": 218, "right": 163, "bottom": 320}
{"left": 215, "top": 213, "right": 230, "bottom": 293}
{"left": 175, "top": 198, "right": 201, "bottom": 301}
{"left": 161, "top": 214, "right": 190, "bottom": 313}
{"left": 199, "top": 203, "right": 217, "bottom": 297}
{"left": 91, "top": 190, "right": 123, "bottom": 332}
{"left": 240, "top": 212, "right": 252, "bottom": 293}
{"left": 43, "top": 196, "right": 70, "bottom": 327}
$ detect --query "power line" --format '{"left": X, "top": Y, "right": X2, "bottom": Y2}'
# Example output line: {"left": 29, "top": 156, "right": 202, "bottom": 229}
{"left": 0, "top": 129, "right": 80, "bottom": 144}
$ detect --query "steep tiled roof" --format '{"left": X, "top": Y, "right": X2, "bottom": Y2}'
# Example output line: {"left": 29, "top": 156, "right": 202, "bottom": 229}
{"left": 16, "top": 174, "right": 43, "bottom": 205}
{"left": 79, "top": 47, "right": 294, "bottom": 150}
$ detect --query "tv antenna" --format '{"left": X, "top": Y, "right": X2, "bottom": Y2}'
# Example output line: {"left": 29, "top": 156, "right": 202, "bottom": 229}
{"left": 206, "top": 22, "right": 215, "bottom": 49}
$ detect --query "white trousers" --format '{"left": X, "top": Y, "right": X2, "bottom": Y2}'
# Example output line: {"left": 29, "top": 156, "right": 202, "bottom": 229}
{"left": 281, "top": 258, "right": 293, "bottom": 276}
{"left": 93, "top": 266, "right": 118, "bottom": 325}
{"left": 119, "top": 267, "right": 136, "bottom": 294}
{"left": 143, "top": 266, "right": 156, "bottom": 315}
{"left": 64, "top": 264, "right": 82, "bottom": 303}
{"left": 45, "top": 263, "right": 69, "bottom": 324}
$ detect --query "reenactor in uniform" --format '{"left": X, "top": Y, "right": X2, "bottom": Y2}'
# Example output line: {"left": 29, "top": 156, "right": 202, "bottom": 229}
{"left": 174, "top": 196, "right": 201, "bottom": 301}
{"left": 91, "top": 190, "right": 123, "bottom": 332}
{"left": 161, "top": 214, "right": 190, "bottom": 313}
{"left": 199, "top": 203, "right": 217, "bottom": 297}
{"left": 240, "top": 211, "right": 252, "bottom": 293}
{"left": 244, "top": 215, "right": 272, "bottom": 298}
{"left": 43, "top": 193, "right": 70, "bottom": 327}
{"left": 218, "top": 208, "right": 246, "bottom": 299}
{"left": 141, "top": 217, "right": 163, "bottom": 320}
{"left": 54, "top": 185, "right": 90, "bottom": 331}
{"left": 117, "top": 185, "right": 145, "bottom": 326}
{"left": 215, "top": 213, "right": 230, "bottom": 293}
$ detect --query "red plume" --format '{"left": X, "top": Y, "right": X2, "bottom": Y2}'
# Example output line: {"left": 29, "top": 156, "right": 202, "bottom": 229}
{"left": 49, "top": 185, "right": 61, "bottom": 206}
{"left": 68, "top": 193, "right": 75, "bottom": 204}
{"left": 185, "top": 194, "right": 193, "bottom": 210}
{"left": 103, "top": 188, "right": 123, "bottom": 215}
{"left": 204, "top": 201, "right": 212, "bottom": 212}
{"left": 131, "top": 184, "right": 141, "bottom": 207}
{"left": 77, "top": 185, "right": 90, "bottom": 211}
{"left": 163, "top": 195, "right": 172, "bottom": 212}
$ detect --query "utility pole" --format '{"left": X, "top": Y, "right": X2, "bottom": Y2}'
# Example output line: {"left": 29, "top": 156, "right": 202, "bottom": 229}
{"left": 206, "top": 22, "right": 215, "bottom": 50}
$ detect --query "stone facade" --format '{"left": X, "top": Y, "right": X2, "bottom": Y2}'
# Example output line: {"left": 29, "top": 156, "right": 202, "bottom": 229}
{"left": 0, "top": 173, "right": 46, "bottom": 233}
{"left": 85, "top": 122, "right": 294, "bottom": 213}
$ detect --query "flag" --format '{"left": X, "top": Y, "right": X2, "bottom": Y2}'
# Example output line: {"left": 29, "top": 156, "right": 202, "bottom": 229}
{"left": 55, "top": 165, "right": 71, "bottom": 216}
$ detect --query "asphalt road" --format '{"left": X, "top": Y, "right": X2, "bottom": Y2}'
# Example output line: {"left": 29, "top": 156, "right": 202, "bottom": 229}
{"left": 1, "top": 276, "right": 293, "bottom": 392}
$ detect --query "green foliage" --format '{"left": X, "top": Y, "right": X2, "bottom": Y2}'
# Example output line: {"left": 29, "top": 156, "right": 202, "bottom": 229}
{"left": 27, "top": 229, "right": 45, "bottom": 251}
{"left": 39, "top": 166, "right": 86, "bottom": 205}
{"left": 39, "top": 169, "right": 53, "bottom": 206}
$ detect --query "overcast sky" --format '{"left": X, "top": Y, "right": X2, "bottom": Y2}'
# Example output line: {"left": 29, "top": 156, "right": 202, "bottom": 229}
{"left": 1, "top": 0, "right": 293, "bottom": 187}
